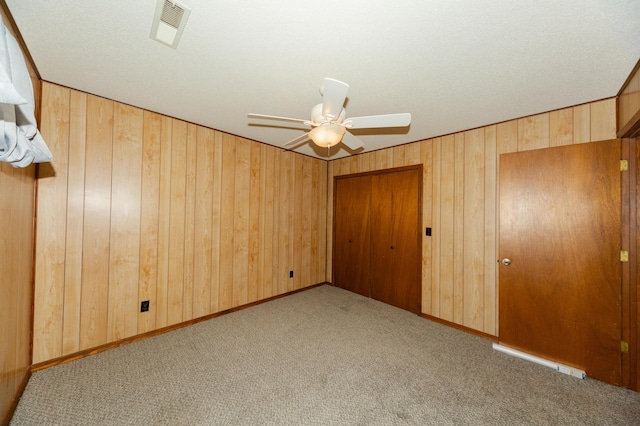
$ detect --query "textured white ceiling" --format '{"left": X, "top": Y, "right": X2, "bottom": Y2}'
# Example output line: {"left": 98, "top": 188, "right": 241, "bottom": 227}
{"left": 6, "top": 0, "right": 640, "bottom": 159}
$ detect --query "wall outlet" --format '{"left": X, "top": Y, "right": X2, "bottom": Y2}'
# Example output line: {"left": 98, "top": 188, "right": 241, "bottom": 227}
{"left": 289, "top": 270, "right": 294, "bottom": 278}
{"left": 140, "top": 300, "right": 150, "bottom": 312}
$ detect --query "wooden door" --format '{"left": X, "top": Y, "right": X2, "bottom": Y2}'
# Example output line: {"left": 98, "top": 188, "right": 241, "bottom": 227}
{"left": 499, "top": 140, "right": 622, "bottom": 385}
{"left": 333, "top": 175, "right": 372, "bottom": 297}
{"left": 371, "top": 169, "right": 421, "bottom": 314}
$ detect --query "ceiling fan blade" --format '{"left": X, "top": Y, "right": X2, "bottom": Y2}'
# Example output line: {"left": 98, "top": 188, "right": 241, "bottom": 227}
{"left": 283, "top": 132, "right": 310, "bottom": 147}
{"left": 322, "top": 78, "right": 349, "bottom": 120}
{"left": 347, "top": 113, "right": 411, "bottom": 129}
{"left": 341, "top": 131, "right": 365, "bottom": 150}
{"left": 248, "top": 113, "right": 309, "bottom": 125}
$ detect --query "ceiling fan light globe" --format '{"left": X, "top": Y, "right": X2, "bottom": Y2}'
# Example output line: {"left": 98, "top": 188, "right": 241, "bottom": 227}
{"left": 309, "top": 123, "right": 346, "bottom": 148}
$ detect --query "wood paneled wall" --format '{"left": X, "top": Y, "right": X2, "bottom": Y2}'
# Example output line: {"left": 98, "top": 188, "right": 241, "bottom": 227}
{"left": 0, "top": 6, "right": 38, "bottom": 424}
{"left": 618, "top": 59, "right": 640, "bottom": 137}
{"left": 33, "top": 82, "right": 327, "bottom": 364}
{"left": 328, "top": 98, "right": 617, "bottom": 336}
{"left": 0, "top": 162, "right": 34, "bottom": 424}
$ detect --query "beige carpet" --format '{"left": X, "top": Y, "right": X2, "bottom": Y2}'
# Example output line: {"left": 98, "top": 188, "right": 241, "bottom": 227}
{"left": 11, "top": 285, "right": 640, "bottom": 425}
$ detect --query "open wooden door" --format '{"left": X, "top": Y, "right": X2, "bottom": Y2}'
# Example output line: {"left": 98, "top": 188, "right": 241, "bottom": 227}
{"left": 499, "top": 139, "right": 622, "bottom": 385}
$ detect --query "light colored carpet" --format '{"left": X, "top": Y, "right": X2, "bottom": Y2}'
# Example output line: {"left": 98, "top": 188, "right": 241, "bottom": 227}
{"left": 11, "top": 285, "right": 640, "bottom": 425}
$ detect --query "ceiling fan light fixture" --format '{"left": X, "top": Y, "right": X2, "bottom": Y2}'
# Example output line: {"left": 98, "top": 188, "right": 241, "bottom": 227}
{"left": 309, "top": 123, "right": 346, "bottom": 148}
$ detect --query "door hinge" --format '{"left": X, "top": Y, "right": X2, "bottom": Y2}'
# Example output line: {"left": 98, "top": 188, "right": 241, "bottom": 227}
{"left": 621, "top": 341, "right": 629, "bottom": 353}
{"left": 620, "top": 160, "right": 628, "bottom": 171}
{"left": 621, "top": 250, "right": 629, "bottom": 262}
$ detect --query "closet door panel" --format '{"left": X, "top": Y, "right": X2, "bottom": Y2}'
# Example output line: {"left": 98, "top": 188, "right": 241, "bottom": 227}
{"left": 333, "top": 175, "right": 371, "bottom": 297}
{"left": 371, "top": 169, "right": 421, "bottom": 313}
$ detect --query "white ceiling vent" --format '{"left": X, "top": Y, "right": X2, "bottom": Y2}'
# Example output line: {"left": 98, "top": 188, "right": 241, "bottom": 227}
{"left": 150, "top": 0, "right": 191, "bottom": 49}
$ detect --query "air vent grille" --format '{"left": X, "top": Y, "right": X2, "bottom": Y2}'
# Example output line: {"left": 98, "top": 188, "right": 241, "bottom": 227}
{"left": 161, "top": 1, "right": 185, "bottom": 29}
{"left": 150, "top": 0, "right": 191, "bottom": 49}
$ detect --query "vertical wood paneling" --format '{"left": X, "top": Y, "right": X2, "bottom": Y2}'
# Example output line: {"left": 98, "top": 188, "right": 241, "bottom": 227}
{"left": 63, "top": 90, "right": 86, "bottom": 355}
{"left": 192, "top": 127, "right": 214, "bottom": 318}
{"left": 358, "top": 151, "right": 371, "bottom": 173}
{"left": 375, "top": 149, "right": 390, "bottom": 170}
{"left": 183, "top": 124, "right": 198, "bottom": 321}
{"left": 301, "top": 156, "right": 313, "bottom": 289}
{"left": 574, "top": 104, "right": 591, "bottom": 143}
{"left": 310, "top": 159, "right": 320, "bottom": 283}
{"left": 453, "top": 133, "right": 465, "bottom": 324}
{"left": 262, "top": 145, "right": 275, "bottom": 298}
{"left": 17, "top": 163, "right": 33, "bottom": 386}
{"left": 278, "top": 151, "right": 293, "bottom": 294}
{"left": 334, "top": 157, "right": 349, "bottom": 177}
{"left": 34, "top": 79, "right": 623, "bottom": 365}
{"left": 167, "top": 120, "right": 187, "bottom": 325}
{"left": 518, "top": 113, "right": 549, "bottom": 151}
{"left": 80, "top": 94, "right": 113, "bottom": 350}
{"left": 550, "top": 107, "right": 573, "bottom": 147}
{"left": 319, "top": 158, "right": 328, "bottom": 282}
{"left": 248, "top": 141, "right": 262, "bottom": 303}
{"left": 0, "top": 27, "right": 41, "bottom": 417}
{"left": 393, "top": 145, "right": 406, "bottom": 167}
{"left": 326, "top": 161, "right": 334, "bottom": 280}
{"left": 155, "top": 116, "right": 172, "bottom": 328}
{"left": 497, "top": 120, "right": 518, "bottom": 154}
{"left": 33, "top": 83, "right": 327, "bottom": 364}
{"left": 439, "top": 135, "right": 455, "bottom": 322}
{"left": 272, "top": 148, "right": 282, "bottom": 295}
{"left": 34, "top": 83, "right": 70, "bottom": 362}
{"left": 287, "top": 153, "right": 297, "bottom": 292}
{"left": 232, "top": 138, "right": 250, "bottom": 307}
{"left": 618, "top": 65, "right": 640, "bottom": 134}
{"left": 0, "top": 164, "right": 13, "bottom": 407}
{"left": 107, "top": 103, "right": 142, "bottom": 342}
{"left": 210, "top": 130, "right": 223, "bottom": 313}
{"left": 463, "top": 129, "right": 484, "bottom": 330}
{"left": 138, "top": 111, "right": 162, "bottom": 333}
{"left": 219, "top": 134, "right": 236, "bottom": 310}
{"left": 0, "top": 161, "right": 35, "bottom": 419}
{"left": 293, "top": 155, "right": 304, "bottom": 290}
{"left": 349, "top": 155, "right": 359, "bottom": 174}
{"left": 430, "top": 138, "right": 442, "bottom": 317}
{"left": 483, "top": 126, "right": 497, "bottom": 335}
{"left": 421, "top": 139, "right": 433, "bottom": 315}
{"left": 406, "top": 142, "right": 422, "bottom": 165}
{"left": 591, "top": 98, "right": 617, "bottom": 141}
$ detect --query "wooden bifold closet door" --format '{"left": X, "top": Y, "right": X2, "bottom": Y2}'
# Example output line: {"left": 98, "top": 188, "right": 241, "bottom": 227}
{"left": 333, "top": 167, "right": 421, "bottom": 314}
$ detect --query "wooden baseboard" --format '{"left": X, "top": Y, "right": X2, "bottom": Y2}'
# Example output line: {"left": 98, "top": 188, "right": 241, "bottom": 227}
{"left": 1, "top": 368, "right": 31, "bottom": 426}
{"left": 32, "top": 283, "right": 328, "bottom": 372}
{"left": 419, "top": 313, "right": 499, "bottom": 342}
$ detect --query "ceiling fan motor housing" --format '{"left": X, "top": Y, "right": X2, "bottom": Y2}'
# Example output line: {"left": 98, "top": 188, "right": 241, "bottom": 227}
{"left": 311, "top": 103, "right": 345, "bottom": 126}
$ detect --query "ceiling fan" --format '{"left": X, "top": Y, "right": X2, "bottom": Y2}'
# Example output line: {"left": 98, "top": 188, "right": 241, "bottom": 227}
{"left": 248, "top": 77, "right": 411, "bottom": 153}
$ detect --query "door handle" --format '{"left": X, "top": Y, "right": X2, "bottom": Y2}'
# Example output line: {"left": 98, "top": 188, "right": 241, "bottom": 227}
{"left": 501, "top": 258, "right": 511, "bottom": 266}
